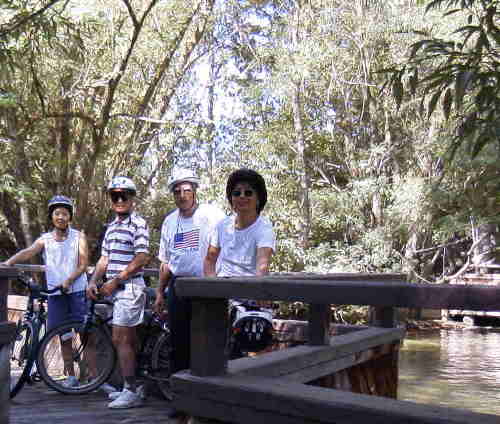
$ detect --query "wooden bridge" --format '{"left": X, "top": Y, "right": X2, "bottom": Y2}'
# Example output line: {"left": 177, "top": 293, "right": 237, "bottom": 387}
{"left": 171, "top": 273, "right": 500, "bottom": 424}
{"left": 2, "top": 267, "right": 500, "bottom": 423}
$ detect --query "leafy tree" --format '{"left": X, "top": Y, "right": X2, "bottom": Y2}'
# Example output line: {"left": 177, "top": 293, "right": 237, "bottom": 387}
{"left": 0, "top": 0, "right": 215, "bottom": 256}
{"left": 386, "top": 0, "right": 500, "bottom": 158}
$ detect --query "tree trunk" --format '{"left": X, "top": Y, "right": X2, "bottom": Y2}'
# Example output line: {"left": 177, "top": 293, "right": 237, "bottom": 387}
{"left": 292, "top": 81, "right": 311, "bottom": 250}
{"left": 472, "top": 223, "right": 497, "bottom": 273}
{"left": 206, "top": 45, "right": 217, "bottom": 198}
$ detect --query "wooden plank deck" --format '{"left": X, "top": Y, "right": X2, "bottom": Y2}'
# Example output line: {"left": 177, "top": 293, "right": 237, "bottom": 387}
{"left": 9, "top": 382, "right": 181, "bottom": 424}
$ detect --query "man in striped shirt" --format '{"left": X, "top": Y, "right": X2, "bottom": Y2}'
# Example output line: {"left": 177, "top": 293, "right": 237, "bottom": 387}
{"left": 87, "top": 176, "right": 150, "bottom": 409}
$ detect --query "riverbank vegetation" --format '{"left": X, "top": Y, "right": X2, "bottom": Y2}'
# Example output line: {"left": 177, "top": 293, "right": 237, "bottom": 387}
{"left": 1, "top": 1, "right": 499, "bottom": 292}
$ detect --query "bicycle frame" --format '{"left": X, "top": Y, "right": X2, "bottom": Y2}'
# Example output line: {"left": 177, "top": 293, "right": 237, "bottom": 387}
{"left": 10, "top": 274, "right": 60, "bottom": 398}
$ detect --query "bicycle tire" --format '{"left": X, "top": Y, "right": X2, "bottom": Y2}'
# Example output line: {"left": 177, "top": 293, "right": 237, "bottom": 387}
{"left": 36, "top": 320, "right": 116, "bottom": 395}
{"left": 10, "top": 320, "right": 37, "bottom": 398}
{"left": 150, "top": 331, "right": 173, "bottom": 400}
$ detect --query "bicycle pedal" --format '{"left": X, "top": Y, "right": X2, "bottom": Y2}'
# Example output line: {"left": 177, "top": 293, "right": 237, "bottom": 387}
{"left": 31, "top": 374, "right": 42, "bottom": 383}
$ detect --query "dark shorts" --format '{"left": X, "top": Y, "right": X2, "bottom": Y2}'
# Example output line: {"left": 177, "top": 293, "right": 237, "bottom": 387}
{"left": 47, "top": 290, "right": 87, "bottom": 331}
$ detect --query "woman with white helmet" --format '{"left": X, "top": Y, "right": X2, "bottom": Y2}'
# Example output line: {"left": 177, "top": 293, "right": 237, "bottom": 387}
{"left": 1, "top": 195, "right": 90, "bottom": 388}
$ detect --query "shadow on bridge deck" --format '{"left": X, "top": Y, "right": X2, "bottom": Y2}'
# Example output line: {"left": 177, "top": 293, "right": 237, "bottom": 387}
{"left": 9, "top": 383, "right": 180, "bottom": 424}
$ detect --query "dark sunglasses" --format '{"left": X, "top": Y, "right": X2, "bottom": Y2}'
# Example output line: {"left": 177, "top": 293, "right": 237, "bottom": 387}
{"left": 231, "top": 189, "right": 255, "bottom": 198}
{"left": 110, "top": 191, "right": 132, "bottom": 203}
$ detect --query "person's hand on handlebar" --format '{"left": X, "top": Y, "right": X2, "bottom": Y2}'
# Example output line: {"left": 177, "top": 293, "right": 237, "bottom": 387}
{"left": 61, "top": 279, "right": 72, "bottom": 294}
{"left": 153, "top": 289, "right": 166, "bottom": 315}
{"left": 99, "top": 278, "right": 122, "bottom": 297}
{"left": 86, "top": 283, "right": 99, "bottom": 301}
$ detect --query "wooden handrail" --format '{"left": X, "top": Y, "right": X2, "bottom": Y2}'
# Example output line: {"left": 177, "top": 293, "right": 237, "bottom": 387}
{"left": 172, "top": 372, "right": 500, "bottom": 424}
{"left": 174, "top": 276, "right": 500, "bottom": 311}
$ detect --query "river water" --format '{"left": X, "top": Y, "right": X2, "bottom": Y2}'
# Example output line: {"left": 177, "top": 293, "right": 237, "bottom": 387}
{"left": 398, "top": 328, "right": 500, "bottom": 416}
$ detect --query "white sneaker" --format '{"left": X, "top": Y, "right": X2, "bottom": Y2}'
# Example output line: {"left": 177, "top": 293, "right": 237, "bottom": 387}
{"left": 62, "top": 376, "right": 79, "bottom": 388}
{"left": 108, "top": 388, "right": 144, "bottom": 409}
{"left": 99, "top": 383, "right": 117, "bottom": 394}
{"left": 108, "top": 385, "right": 145, "bottom": 400}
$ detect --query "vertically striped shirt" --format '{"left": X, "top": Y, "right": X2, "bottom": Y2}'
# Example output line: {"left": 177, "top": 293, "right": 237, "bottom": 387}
{"left": 101, "top": 212, "right": 149, "bottom": 284}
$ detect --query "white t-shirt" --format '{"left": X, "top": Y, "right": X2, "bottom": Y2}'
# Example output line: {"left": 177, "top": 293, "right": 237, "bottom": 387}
{"left": 158, "top": 203, "right": 225, "bottom": 277}
{"left": 210, "top": 215, "right": 275, "bottom": 277}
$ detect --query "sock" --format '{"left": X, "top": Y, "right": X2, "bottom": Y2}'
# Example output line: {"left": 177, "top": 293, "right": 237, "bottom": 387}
{"left": 123, "top": 376, "right": 137, "bottom": 392}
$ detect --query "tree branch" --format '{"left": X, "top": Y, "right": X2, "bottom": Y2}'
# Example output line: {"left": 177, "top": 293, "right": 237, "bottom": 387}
{"left": 0, "top": 0, "right": 64, "bottom": 37}
{"left": 414, "top": 237, "right": 469, "bottom": 254}
{"left": 121, "top": 0, "right": 139, "bottom": 29}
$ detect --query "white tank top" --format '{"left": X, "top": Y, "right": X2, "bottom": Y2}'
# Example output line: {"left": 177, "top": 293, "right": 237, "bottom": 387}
{"left": 42, "top": 228, "right": 87, "bottom": 295}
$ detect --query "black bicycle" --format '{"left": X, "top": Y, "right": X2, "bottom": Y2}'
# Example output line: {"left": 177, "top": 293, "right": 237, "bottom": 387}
{"left": 10, "top": 273, "right": 61, "bottom": 398}
{"left": 36, "top": 289, "right": 173, "bottom": 399}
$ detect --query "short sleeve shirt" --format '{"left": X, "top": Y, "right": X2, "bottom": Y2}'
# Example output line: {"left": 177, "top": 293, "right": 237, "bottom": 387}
{"left": 101, "top": 212, "right": 149, "bottom": 285}
{"left": 209, "top": 215, "right": 275, "bottom": 277}
{"left": 158, "top": 203, "right": 225, "bottom": 277}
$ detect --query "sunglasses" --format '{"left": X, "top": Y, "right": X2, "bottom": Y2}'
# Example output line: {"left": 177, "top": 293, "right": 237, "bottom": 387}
{"left": 110, "top": 191, "right": 132, "bottom": 203}
{"left": 231, "top": 189, "right": 255, "bottom": 198}
{"left": 173, "top": 188, "right": 194, "bottom": 196}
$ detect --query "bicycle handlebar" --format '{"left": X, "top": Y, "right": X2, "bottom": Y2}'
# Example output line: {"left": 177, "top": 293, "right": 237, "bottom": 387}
{"left": 16, "top": 274, "right": 64, "bottom": 297}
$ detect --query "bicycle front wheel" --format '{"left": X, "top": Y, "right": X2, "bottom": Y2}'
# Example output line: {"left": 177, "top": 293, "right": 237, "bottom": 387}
{"left": 36, "top": 320, "right": 116, "bottom": 394}
{"left": 10, "top": 320, "right": 37, "bottom": 398}
{"left": 150, "top": 331, "right": 173, "bottom": 400}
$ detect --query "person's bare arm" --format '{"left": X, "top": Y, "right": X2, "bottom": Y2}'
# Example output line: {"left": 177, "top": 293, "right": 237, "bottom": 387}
{"left": 87, "top": 255, "right": 108, "bottom": 300}
{"left": 153, "top": 262, "right": 172, "bottom": 314}
{"left": 62, "top": 233, "right": 89, "bottom": 292}
{"left": 256, "top": 247, "right": 274, "bottom": 308}
{"left": 203, "top": 245, "right": 221, "bottom": 277}
{"left": 100, "top": 252, "right": 150, "bottom": 297}
{"left": 256, "top": 247, "right": 273, "bottom": 277}
{"left": 1, "top": 238, "right": 45, "bottom": 266}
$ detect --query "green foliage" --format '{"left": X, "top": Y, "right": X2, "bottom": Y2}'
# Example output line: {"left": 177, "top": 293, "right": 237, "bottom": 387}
{"left": 1, "top": 0, "right": 498, "bottom": 289}
{"left": 385, "top": 0, "right": 500, "bottom": 158}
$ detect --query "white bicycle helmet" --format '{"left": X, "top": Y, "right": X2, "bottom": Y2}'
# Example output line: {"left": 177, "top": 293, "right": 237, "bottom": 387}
{"left": 167, "top": 169, "right": 200, "bottom": 192}
{"left": 48, "top": 195, "right": 74, "bottom": 219}
{"left": 231, "top": 302, "right": 274, "bottom": 352}
{"left": 107, "top": 176, "right": 137, "bottom": 194}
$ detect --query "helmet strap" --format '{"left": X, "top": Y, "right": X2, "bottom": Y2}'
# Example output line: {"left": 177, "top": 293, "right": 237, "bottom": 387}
{"left": 117, "top": 211, "right": 131, "bottom": 219}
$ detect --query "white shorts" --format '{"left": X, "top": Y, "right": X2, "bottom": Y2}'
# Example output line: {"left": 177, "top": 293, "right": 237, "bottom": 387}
{"left": 112, "top": 284, "right": 146, "bottom": 327}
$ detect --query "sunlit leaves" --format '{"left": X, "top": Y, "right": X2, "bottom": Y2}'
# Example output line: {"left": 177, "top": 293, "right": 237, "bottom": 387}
{"left": 385, "top": 0, "right": 499, "bottom": 158}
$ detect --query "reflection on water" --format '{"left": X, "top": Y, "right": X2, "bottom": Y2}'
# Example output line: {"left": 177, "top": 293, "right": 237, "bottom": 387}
{"left": 399, "top": 328, "right": 500, "bottom": 415}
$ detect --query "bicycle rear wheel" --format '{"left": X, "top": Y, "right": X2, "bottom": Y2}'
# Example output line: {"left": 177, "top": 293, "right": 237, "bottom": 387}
{"left": 10, "top": 320, "right": 36, "bottom": 398}
{"left": 36, "top": 320, "right": 116, "bottom": 394}
{"left": 150, "top": 331, "right": 173, "bottom": 400}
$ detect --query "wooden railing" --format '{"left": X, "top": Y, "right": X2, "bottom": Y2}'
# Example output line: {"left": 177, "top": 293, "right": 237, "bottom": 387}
{"left": 4, "top": 266, "right": 500, "bottom": 423}
{"left": 1, "top": 267, "right": 21, "bottom": 423}
{"left": 170, "top": 274, "right": 500, "bottom": 424}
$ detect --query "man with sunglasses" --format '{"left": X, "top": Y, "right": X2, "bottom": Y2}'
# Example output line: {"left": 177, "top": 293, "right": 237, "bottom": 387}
{"left": 153, "top": 169, "right": 224, "bottom": 418}
{"left": 87, "top": 176, "right": 150, "bottom": 409}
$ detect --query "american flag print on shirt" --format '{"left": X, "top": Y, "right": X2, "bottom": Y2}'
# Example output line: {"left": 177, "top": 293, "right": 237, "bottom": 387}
{"left": 174, "top": 229, "right": 200, "bottom": 250}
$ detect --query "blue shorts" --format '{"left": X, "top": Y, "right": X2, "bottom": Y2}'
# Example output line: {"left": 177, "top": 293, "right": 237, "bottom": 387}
{"left": 47, "top": 290, "right": 87, "bottom": 331}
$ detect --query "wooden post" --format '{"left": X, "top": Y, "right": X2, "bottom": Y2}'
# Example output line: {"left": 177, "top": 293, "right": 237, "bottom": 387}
{"left": 1, "top": 268, "right": 19, "bottom": 424}
{"left": 190, "top": 298, "right": 228, "bottom": 376}
{"left": 308, "top": 303, "right": 330, "bottom": 345}
{"left": 370, "top": 306, "right": 398, "bottom": 400}
{"left": 372, "top": 306, "right": 395, "bottom": 328}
